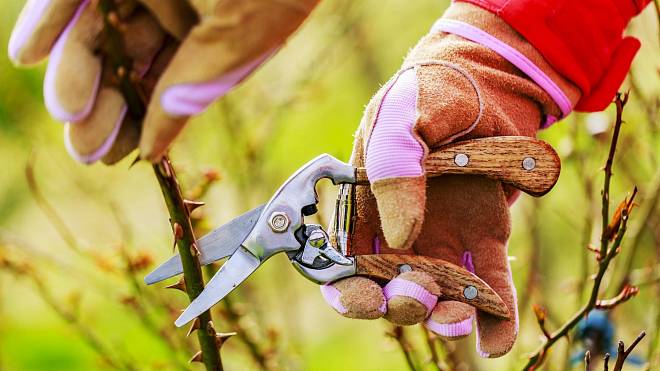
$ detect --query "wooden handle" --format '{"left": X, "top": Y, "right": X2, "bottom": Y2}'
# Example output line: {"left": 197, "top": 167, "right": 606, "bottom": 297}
{"left": 355, "top": 254, "right": 510, "bottom": 319}
{"left": 355, "top": 136, "right": 560, "bottom": 196}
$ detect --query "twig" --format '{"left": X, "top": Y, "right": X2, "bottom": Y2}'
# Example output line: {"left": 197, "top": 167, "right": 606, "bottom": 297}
{"left": 421, "top": 327, "right": 442, "bottom": 371}
{"left": 523, "top": 94, "right": 639, "bottom": 370}
{"left": 96, "top": 1, "right": 224, "bottom": 370}
{"left": 519, "top": 199, "right": 543, "bottom": 317}
{"left": 616, "top": 172, "right": 660, "bottom": 290}
{"left": 387, "top": 326, "right": 419, "bottom": 371}
{"left": 2, "top": 257, "right": 135, "bottom": 371}
{"left": 594, "top": 284, "right": 639, "bottom": 310}
{"left": 612, "top": 331, "right": 646, "bottom": 371}
{"left": 585, "top": 351, "right": 591, "bottom": 371}
{"left": 533, "top": 304, "right": 552, "bottom": 340}
{"left": 25, "top": 155, "right": 81, "bottom": 254}
{"left": 604, "top": 353, "right": 610, "bottom": 371}
{"left": 601, "top": 93, "right": 628, "bottom": 259}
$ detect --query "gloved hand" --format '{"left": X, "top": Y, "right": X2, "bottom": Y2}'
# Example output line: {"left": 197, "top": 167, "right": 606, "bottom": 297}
{"left": 320, "top": 3, "right": 581, "bottom": 357}
{"left": 9, "top": 0, "right": 318, "bottom": 164}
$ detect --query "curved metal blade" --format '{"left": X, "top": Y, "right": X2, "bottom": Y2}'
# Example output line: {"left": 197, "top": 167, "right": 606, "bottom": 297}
{"left": 175, "top": 246, "right": 261, "bottom": 327}
{"left": 144, "top": 204, "right": 265, "bottom": 285}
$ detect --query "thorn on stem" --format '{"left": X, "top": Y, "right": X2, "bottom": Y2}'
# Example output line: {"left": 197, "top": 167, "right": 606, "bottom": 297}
{"left": 191, "top": 243, "right": 200, "bottom": 257}
{"left": 165, "top": 277, "right": 186, "bottom": 293}
{"left": 128, "top": 154, "right": 141, "bottom": 169}
{"left": 186, "top": 318, "right": 200, "bottom": 337}
{"left": 184, "top": 200, "right": 205, "bottom": 213}
{"left": 215, "top": 332, "right": 237, "bottom": 349}
{"left": 189, "top": 351, "right": 203, "bottom": 363}
{"left": 172, "top": 222, "right": 183, "bottom": 252}
{"left": 173, "top": 223, "right": 183, "bottom": 240}
{"left": 207, "top": 320, "right": 217, "bottom": 336}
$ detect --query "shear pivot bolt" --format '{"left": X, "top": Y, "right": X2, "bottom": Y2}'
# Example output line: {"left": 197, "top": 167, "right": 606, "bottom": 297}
{"left": 269, "top": 212, "right": 290, "bottom": 233}
{"left": 454, "top": 153, "right": 469, "bottom": 167}
{"left": 522, "top": 157, "right": 536, "bottom": 171}
{"left": 463, "top": 285, "right": 478, "bottom": 300}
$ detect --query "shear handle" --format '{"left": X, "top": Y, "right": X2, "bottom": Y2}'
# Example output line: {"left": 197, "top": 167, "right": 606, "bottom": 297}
{"left": 355, "top": 254, "right": 510, "bottom": 319}
{"left": 354, "top": 136, "right": 560, "bottom": 196}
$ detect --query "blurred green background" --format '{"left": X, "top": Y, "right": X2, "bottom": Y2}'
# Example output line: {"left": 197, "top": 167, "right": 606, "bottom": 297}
{"left": 0, "top": 1, "right": 658, "bottom": 370}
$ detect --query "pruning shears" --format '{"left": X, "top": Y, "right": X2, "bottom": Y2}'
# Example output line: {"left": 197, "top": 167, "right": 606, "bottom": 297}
{"left": 144, "top": 136, "right": 561, "bottom": 327}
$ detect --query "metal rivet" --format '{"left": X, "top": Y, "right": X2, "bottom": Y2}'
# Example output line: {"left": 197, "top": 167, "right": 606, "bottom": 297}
{"left": 463, "top": 285, "right": 478, "bottom": 300}
{"left": 522, "top": 157, "right": 536, "bottom": 171}
{"left": 399, "top": 264, "right": 412, "bottom": 273}
{"left": 269, "top": 212, "right": 289, "bottom": 233}
{"left": 454, "top": 153, "right": 469, "bottom": 167}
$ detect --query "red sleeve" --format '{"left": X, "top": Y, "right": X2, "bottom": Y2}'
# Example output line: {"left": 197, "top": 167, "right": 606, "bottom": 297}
{"left": 456, "top": 0, "right": 652, "bottom": 111}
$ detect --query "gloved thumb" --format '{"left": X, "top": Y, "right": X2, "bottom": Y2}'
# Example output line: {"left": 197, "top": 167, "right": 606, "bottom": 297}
{"left": 365, "top": 68, "right": 426, "bottom": 250}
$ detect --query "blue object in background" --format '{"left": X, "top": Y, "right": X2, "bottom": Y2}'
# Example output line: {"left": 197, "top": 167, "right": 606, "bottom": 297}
{"left": 570, "top": 310, "right": 645, "bottom": 366}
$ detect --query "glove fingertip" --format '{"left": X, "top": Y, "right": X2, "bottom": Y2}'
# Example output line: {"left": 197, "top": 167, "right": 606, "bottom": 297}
{"left": 64, "top": 90, "right": 127, "bottom": 164}
{"left": 139, "top": 107, "right": 187, "bottom": 163}
{"left": 8, "top": 0, "right": 58, "bottom": 65}
{"left": 372, "top": 176, "right": 426, "bottom": 250}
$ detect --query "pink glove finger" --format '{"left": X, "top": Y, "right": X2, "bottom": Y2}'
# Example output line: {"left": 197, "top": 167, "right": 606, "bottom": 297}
{"left": 320, "top": 284, "right": 349, "bottom": 314}
{"left": 425, "top": 316, "right": 473, "bottom": 337}
{"left": 383, "top": 277, "right": 437, "bottom": 315}
{"left": 43, "top": 0, "right": 101, "bottom": 122}
{"left": 63, "top": 88, "right": 128, "bottom": 164}
{"left": 160, "top": 49, "right": 277, "bottom": 116}
{"left": 365, "top": 67, "right": 423, "bottom": 182}
{"left": 424, "top": 251, "right": 476, "bottom": 338}
{"left": 8, "top": 0, "right": 82, "bottom": 65}
{"left": 319, "top": 280, "right": 387, "bottom": 318}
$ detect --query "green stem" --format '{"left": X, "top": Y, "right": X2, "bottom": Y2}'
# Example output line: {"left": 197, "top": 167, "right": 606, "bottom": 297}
{"left": 96, "top": 1, "right": 223, "bottom": 369}
{"left": 154, "top": 159, "right": 222, "bottom": 371}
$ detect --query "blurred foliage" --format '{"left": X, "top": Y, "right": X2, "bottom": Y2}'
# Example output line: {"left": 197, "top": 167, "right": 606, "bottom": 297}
{"left": 0, "top": 1, "right": 658, "bottom": 370}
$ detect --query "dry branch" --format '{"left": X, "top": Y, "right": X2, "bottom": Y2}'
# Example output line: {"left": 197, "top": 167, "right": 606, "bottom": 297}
{"left": 612, "top": 331, "right": 646, "bottom": 371}
{"left": 1, "top": 256, "right": 135, "bottom": 370}
{"left": 523, "top": 94, "right": 640, "bottom": 370}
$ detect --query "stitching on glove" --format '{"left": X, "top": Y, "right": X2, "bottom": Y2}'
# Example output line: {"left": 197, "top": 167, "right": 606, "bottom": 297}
{"left": 413, "top": 60, "right": 485, "bottom": 146}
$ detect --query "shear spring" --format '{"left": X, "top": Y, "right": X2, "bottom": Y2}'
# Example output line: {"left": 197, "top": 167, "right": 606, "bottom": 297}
{"left": 333, "top": 183, "right": 355, "bottom": 255}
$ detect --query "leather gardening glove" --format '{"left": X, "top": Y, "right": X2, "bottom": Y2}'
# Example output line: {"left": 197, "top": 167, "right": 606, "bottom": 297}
{"left": 320, "top": 3, "right": 582, "bottom": 358}
{"left": 9, "top": 0, "right": 319, "bottom": 164}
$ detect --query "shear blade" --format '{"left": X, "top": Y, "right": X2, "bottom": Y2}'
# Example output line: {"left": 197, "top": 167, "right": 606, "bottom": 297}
{"left": 175, "top": 246, "right": 261, "bottom": 327}
{"left": 144, "top": 204, "right": 265, "bottom": 285}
